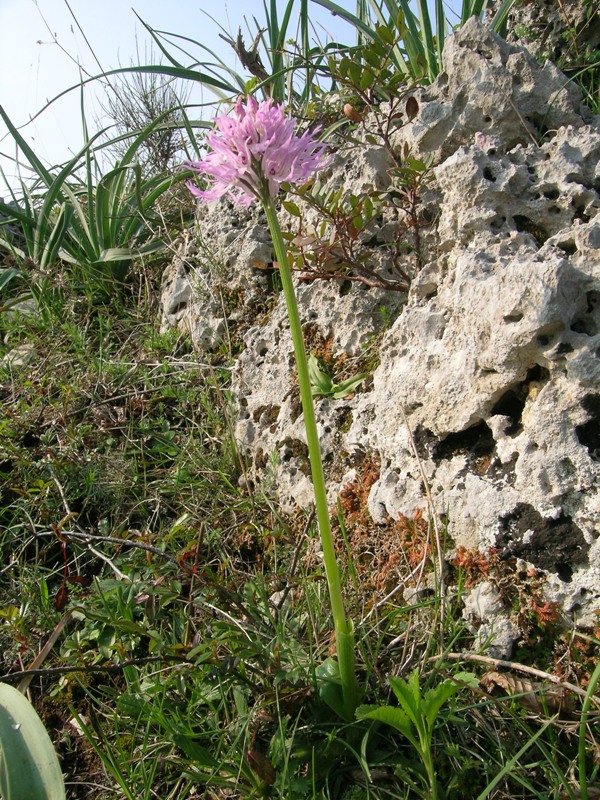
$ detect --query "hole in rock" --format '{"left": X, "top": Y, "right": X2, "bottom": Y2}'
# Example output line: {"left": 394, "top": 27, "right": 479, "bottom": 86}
{"left": 490, "top": 215, "right": 506, "bottom": 233}
{"left": 543, "top": 188, "right": 560, "bottom": 200}
{"left": 503, "top": 312, "right": 523, "bottom": 323}
{"left": 413, "top": 425, "right": 436, "bottom": 459}
{"left": 574, "top": 208, "right": 591, "bottom": 223}
{"left": 168, "top": 301, "right": 187, "bottom": 317}
{"left": 498, "top": 503, "right": 589, "bottom": 581}
{"left": 432, "top": 420, "right": 495, "bottom": 463}
{"left": 254, "top": 447, "right": 269, "bottom": 469}
{"left": 554, "top": 341, "right": 574, "bottom": 355}
{"left": 524, "top": 114, "right": 548, "bottom": 137}
{"left": 280, "top": 438, "right": 309, "bottom": 470}
{"left": 575, "top": 394, "right": 600, "bottom": 461}
{"left": 252, "top": 404, "right": 280, "bottom": 426}
{"left": 557, "top": 239, "right": 577, "bottom": 256}
{"left": 587, "top": 291, "right": 600, "bottom": 313}
{"left": 486, "top": 452, "right": 518, "bottom": 484}
{"left": 570, "top": 293, "right": 599, "bottom": 336}
{"left": 491, "top": 390, "right": 524, "bottom": 434}
{"left": 483, "top": 167, "right": 496, "bottom": 182}
{"left": 571, "top": 319, "right": 590, "bottom": 334}
{"left": 336, "top": 406, "right": 353, "bottom": 433}
{"left": 571, "top": 197, "right": 591, "bottom": 223}
{"left": 490, "top": 365, "right": 550, "bottom": 435}
{"left": 513, "top": 214, "right": 549, "bottom": 246}
{"left": 339, "top": 280, "right": 352, "bottom": 296}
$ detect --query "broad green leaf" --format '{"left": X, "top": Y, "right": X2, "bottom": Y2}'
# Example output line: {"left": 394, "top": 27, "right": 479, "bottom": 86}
{"left": 0, "top": 267, "right": 20, "bottom": 292}
{"left": 389, "top": 671, "right": 422, "bottom": 724}
{"left": 375, "top": 23, "right": 395, "bottom": 45}
{"left": 308, "top": 354, "right": 335, "bottom": 397}
{"left": 331, "top": 372, "right": 368, "bottom": 399}
{"left": 422, "top": 680, "right": 463, "bottom": 728}
{"left": 283, "top": 200, "right": 302, "bottom": 217}
{"left": 0, "top": 682, "right": 66, "bottom": 800}
{"left": 421, "top": 671, "right": 479, "bottom": 728}
{"left": 357, "top": 704, "right": 419, "bottom": 749}
{"left": 316, "top": 657, "right": 346, "bottom": 719}
{"left": 348, "top": 60, "right": 363, "bottom": 86}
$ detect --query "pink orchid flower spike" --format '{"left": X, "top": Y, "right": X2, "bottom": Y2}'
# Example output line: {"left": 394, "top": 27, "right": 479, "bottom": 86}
{"left": 187, "top": 96, "right": 331, "bottom": 207}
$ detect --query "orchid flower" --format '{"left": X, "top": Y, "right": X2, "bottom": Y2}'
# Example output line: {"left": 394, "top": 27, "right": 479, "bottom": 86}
{"left": 187, "top": 95, "right": 330, "bottom": 206}
{"left": 188, "top": 97, "right": 357, "bottom": 720}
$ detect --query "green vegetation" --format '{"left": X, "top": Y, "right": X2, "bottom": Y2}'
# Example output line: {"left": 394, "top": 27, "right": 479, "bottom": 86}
{"left": 1, "top": 0, "right": 599, "bottom": 797}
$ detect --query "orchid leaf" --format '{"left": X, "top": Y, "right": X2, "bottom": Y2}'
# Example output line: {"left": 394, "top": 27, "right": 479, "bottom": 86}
{"left": 308, "top": 354, "right": 368, "bottom": 399}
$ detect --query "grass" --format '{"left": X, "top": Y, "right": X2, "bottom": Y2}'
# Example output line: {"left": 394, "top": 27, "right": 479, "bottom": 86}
{"left": 0, "top": 1, "right": 599, "bottom": 797}
{"left": 1, "top": 256, "right": 598, "bottom": 799}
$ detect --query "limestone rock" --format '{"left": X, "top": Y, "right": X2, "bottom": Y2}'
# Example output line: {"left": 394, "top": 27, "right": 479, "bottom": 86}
{"left": 390, "top": 16, "right": 587, "bottom": 164}
{"left": 161, "top": 18, "right": 600, "bottom": 637}
{"left": 159, "top": 207, "right": 275, "bottom": 354}
{"left": 462, "top": 581, "right": 521, "bottom": 659}
{"left": 492, "top": 0, "right": 600, "bottom": 65}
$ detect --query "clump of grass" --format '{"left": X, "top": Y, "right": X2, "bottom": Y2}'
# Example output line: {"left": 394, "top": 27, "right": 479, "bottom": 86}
{"left": 2, "top": 284, "right": 599, "bottom": 796}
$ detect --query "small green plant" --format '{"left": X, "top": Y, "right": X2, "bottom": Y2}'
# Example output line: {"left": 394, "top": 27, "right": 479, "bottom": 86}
{"left": 308, "top": 353, "right": 368, "bottom": 398}
{"left": 282, "top": 108, "right": 434, "bottom": 291}
{"left": 0, "top": 104, "right": 191, "bottom": 296}
{"left": 284, "top": 183, "right": 410, "bottom": 290}
{"left": 326, "top": 21, "right": 410, "bottom": 101}
{"left": 357, "top": 669, "right": 478, "bottom": 799}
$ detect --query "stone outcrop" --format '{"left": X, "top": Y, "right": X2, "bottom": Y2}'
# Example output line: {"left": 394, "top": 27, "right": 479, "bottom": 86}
{"left": 160, "top": 18, "right": 600, "bottom": 642}
{"left": 490, "top": 0, "right": 600, "bottom": 66}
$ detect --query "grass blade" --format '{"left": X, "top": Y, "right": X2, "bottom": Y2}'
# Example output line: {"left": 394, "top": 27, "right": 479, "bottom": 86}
{"left": 476, "top": 718, "right": 554, "bottom": 800}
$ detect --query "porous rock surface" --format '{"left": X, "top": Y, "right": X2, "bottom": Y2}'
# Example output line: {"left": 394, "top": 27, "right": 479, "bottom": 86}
{"left": 490, "top": 0, "right": 600, "bottom": 65}
{"left": 161, "top": 18, "right": 600, "bottom": 637}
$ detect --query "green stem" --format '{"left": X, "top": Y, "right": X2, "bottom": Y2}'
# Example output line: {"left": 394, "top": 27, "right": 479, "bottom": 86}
{"left": 262, "top": 193, "right": 357, "bottom": 720}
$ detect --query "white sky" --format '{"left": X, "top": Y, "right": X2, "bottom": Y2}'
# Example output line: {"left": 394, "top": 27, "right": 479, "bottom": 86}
{"left": 0, "top": 0, "right": 460, "bottom": 191}
{"left": 0, "top": 0, "right": 358, "bottom": 189}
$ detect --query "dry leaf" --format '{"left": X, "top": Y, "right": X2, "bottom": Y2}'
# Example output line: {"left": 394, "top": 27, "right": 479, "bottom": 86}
{"left": 343, "top": 103, "right": 363, "bottom": 123}
{"left": 54, "top": 582, "right": 69, "bottom": 611}
{"left": 246, "top": 749, "right": 276, "bottom": 785}
{"left": 405, "top": 96, "right": 419, "bottom": 121}
{"left": 480, "top": 671, "right": 576, "bottom": 717}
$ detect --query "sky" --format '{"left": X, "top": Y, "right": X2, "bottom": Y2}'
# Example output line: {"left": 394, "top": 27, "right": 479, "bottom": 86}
{"left": 0, "top": 0, "right": 360, "bottom": 191}
{"left": 0, "top": 0, "right": 461, "bottom": 193}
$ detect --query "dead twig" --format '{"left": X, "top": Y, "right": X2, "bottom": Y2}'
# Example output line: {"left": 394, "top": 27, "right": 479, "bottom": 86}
{"left": 2, "top": 655, "right": 191, "bottom": 685}
{"left": 219, "top": 28, "right": 271, "bottom": 88}
{"left": 440, "top": 652, "right": 600, "bottom": 708}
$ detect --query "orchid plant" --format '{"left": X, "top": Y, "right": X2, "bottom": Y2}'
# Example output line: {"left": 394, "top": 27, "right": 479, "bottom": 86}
{"left": 188, "top": 96, "right": 358, "bottom": 720}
